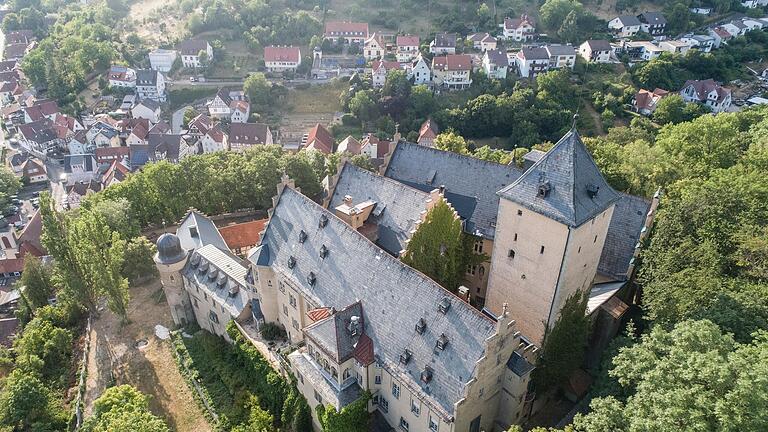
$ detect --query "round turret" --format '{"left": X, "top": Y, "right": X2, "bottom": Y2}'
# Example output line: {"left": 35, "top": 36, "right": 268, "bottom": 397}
{"left": 155, "top": 233, "right": 187, "bottom": 264}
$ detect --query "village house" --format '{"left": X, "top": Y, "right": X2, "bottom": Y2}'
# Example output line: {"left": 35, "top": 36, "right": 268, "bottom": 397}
{"left": 620, "top": 41, "right": 664, "bottom": 61}
{"left": 179, "top": 39, "right": 213, "bottom": 68}
{"left": 467, "top": 33, "right": 498, "bottom": 51}
{"left": 502, "top": 15, "right": 536, "bottom": 41}
{"left": 395, "top": 35, "right": 420, "bottom": 63}
{"left": 228, "top": 122, "right": 273, "bottom": 152}
{"left": 482, "top": 49, "right": 509, "bottom": 80}
{"left": 230, "top": 101, "right": 250, "bottom": 123}
{"left": 208, "top": 89, "right": 250, "bottom": 122}
{"left": 708, "top": 27, "right": 733, "bottom": 48}
{"left": 95, "top": 146, "right": 131, "bottom": 166}
{"left": 680, "top": 79, "right": 732, "bottom": 113}
{"left": 360, "top": 134, "right": 392, "bottom": 160}
{"left": 679, "top": 34, "right": 715, "bottom": 53}
{"left": 86, "top": 121, "right": 121, "bottom": 149}
{"left": 149, "top": 48, "right": 178, "bottom": 72}
{"left": 408, "top": 54, "right": 431, "bottom": 85}
{"left": 188, "top": 114, "right": 213, "bottom": 137}
{"left": 107, "top": 65, "right": 137, "bottom": 88}
{"left": 578, "top": 40, "right": 613, "bottom": 63}
{"left": 23, "top": 100, "right": 58, "bottom": 124}
{"left": 363, "top": 33, "right": 386, "bottom": 60}
{"left": 20, "top": 158, "right": 47, "bottom": 183}
{"left": 65, "top": 180, "right": 103, "bottom": 209}
{"left": 417, "top": 119, "right": 438, "bottom": 147}
{"left": 264, "top": 46, "right": 302, "bottom": 72}
{"left": 431, "top": 54, "right": 472, "bottom": 89}
{"left": 545, "top": 45, "right": 577, "bottom": 70}
{"left": 515, "top": 47, "right": 549, "bottom": 78}
{"left": 429, "top": 32, "right": 457, "bottom": 55}
{"left": 608, "top": 15, "right": 642, "bottom": 38}
{"left": 200, "top": 123, "right": 227, "bottom": 153}
{"left": 304, "top": 123, "right": 335, "bottom": 154}
{"left": 135, "top": 70, "right": 166, "bottom": 102}
{"left": 638, "top": 12, "right": 667, "bottom": 38}
{"left": 721, "top": 20, "right": 749, "bottom": 37}
{"left": 336, "top": 135, "right": 362, "bottom": 154}
{"left": 632, "top": 88, "right": 669, "bottom": 115}
{"left": 100, "top": 158, "right": 131, "bottom": 188}
{"left": 659, "top": 40, "right": 691, "bottom": 55}
{"left": 18, "top": 119, "right": 62, "bottom": 156}
{"left": 125, "top": 121, "right": 150, "bottom": 146}
{"left": 741, "top": 17, "right": 766, "bottom": 31}
{"left": 148, "top": 134, "right": 185, "bottom": 163}
{"left": 131, "top": 99, "right": 162, "bottom": 124}
{"left": 370, "top": 60, "right": 402, "bottom": 88}
{"left": 324, "top": 21, "right": 369, "bottom": 44}
{"left": 63, "top": 154, "right": 99, "bottom": 184}
{"left": 690, "top": 6, "right": 713, "bottom": 14}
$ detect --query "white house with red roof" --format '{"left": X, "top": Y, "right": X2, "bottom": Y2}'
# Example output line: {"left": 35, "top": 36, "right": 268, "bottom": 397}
{"left": 201, "top": 124, "right": 227, "bottom": 153}
{"left": 304, "top": 123, "right": 335, "bottom": 154}
{"left": 467, "top": 33, "right": 498, "bottom": 51}
{"left": 417, "top": 119, "right": 438, "bottom": 147}
{"left": 324, "top": 21, "right": 369, "bottom": 44}
{"left": 107, "top": 65, "right": 137, "bottom": 88}
{"left": 502, "top": 15, "right": 536, "bottom": 41}
{"left": 363, "top": 33, "right": 386, "bottom": 60}
{"left": 632, "top": 88, "right": 669, "bottom": 115}
{"left": 432, "top": 55, "right": 472, "bottom": 89}
{"left": 264, "top": 46, "right": 302, "bottom": 72}
{"left": 680, "top": 79, "right": 732, "bottom": 113}
{"left": 370, "top": 60, "right": 402, "bottom": 87}
{"left": 395, "top": 35, "right": 420, "bottom": 62}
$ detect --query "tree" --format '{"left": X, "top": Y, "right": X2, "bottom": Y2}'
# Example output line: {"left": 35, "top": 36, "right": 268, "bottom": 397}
{"left": 652, "top": 94, "right": 709, "bottom": 125}
{"left": 0, "top": 167, "right": 21, "bottom": 210}
{"left": 17, "top": 255, "right": 54, "bottom": 316}
{"left": 316, "top": 392, "right": 371, "bottom": 432}
{"left": 401, "top": 199, "right": 466, "bottom": 292}
{"left": 183, "top": 108, "right": 199, "bottom": 128}
{"left": 573, "top": 320, "right": 768, "bottom": 431}
{"left": 122, "top": 236, "right": 158, "bottom": 284}
{"left": 82, "top": 385, "right": 170, "bottom": 432}
{"left": 531, "top": 291, "right": 591, "bottom": 393}
{"left": 382, "top": 69, "right": 411, "bottom": 100}
{"left": 473, "top": 146, "right": 512, "bottom": 164}
{"left": 558, "top": 10, "right": 580, "bottom": 43}
{"left": 244, "top": 72, "right": 272, "bottom": 106}
{"left": 0, "top": 370, "right": 66, "bottom": 430}
{"left": 14, "top": 316, "right": 72, "bottom": 381}
{"left": 539, "top": 0, "right": 584, "bottom": 31}
{"left": 434, "top": 130, "right": 469, "bottom": 154}
{"left": 348, "top": 90, "right": 377, "bottom": 124}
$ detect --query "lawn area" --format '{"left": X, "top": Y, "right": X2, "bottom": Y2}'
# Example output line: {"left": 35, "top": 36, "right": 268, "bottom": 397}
{"left": 285, "top": 82, "right": 345, "bottom": 114}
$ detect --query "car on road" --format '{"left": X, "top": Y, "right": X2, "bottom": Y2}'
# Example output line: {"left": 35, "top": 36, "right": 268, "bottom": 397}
{"left": 189, "top": 76, "right": 197, "bottom": 82}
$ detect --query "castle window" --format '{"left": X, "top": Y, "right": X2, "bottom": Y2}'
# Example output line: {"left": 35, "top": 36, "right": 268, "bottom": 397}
{"left": 400, "top": 417, "right": 409, "bottom": 431}
{"left": 298, "top": 230, "right": 307, "bottom": 243}
{"left": 283, "top": 305, "right": 288, "bottom": 316}
{"left": 421, "top": 366, "right": 433, "bottom": 384}
{"left": 415, "top": 318, "right": 426, "bottom": 334}
{"left": 314, "top": 390, "right": 322, "bottom": 404}
{"left": 319, "top": 214, "right": 329, "bottom": 228}
{"left": 307, "top": 272, "right": 316, "bottom": 286}
{"left": 375, "top": 375, "right": 382, "bottom": 384}
{"left": 578, "top": 246, "right": 582, "bottom": 253}
{"left": 411, "top": 398, "right": 421, "bottom": 416}
{"left": 436, "top": 333, "right": 449, "bottom": 350}
{"left": 208, "top": 311, "right": 219, "bottom": 324}
{"left": 479, "top": 266, "right": 485, "bottom": 276}
{"left": 517, "top": 209, "right": 523, "bottom": 216}
{"left": 400, "top": 349, "right": 412, "bottom": 365}
{"left": 540, "top": 246, "right": 545, "bottom": 254}
{"left": 380, "top": 397, "right": 389, "bottom": 412}
{"left": 392, "top": 383, "right": 400, "bottom": 399}
{"left": 319, "top": 244, "right": 329, "bottom": 259}
{"left": 287, "top": 256, "right": 296, "bottom": 269}
{"left": 429, "top": 416, "right": 439, "bottom": 431}
{"left": 438, "top": 298, "right": 451, "bottom": 314}
{"left": 466, "top": 265, "right": 476, "bottom": 276}
{"left": 292, "top": 319, "right": 299, "bottom": 330}
{"left": 594, "top": 235, "right": 598, "bottom": 243}
{"left": 514, "top": 233, "right": 518, "bottom": 241}
{"left": 508, "top": 249, "right": 516, "bottom": 259}
{"left": 473, "top": 240, "right": 483, "bottom": 253}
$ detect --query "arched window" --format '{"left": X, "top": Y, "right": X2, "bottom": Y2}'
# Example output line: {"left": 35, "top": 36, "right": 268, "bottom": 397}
{"left": 479, "top": 266, "right": 485, "bottom": 276}
{"left": 343, "top": 368, "right": 351, "bottom": 380}
{"left": 331, "top": 367, "right": 338, "bottom": 379}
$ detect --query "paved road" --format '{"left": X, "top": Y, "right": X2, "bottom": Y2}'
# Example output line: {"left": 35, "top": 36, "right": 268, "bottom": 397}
{"left": 171, "top": 105, "right": 191, "bottom": 134}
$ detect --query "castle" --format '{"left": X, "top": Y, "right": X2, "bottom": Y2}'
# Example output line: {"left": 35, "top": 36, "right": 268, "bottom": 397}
{"left": 154, "top": 128, "right": 655, "bottom": 431}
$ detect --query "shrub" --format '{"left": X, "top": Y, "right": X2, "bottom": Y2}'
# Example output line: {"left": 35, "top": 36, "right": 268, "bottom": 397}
{"left": 259, "top": 322, "right": 285, "bottom": 341}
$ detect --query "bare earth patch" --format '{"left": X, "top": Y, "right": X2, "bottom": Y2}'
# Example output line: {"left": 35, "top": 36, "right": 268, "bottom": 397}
{"left": 83, "top": 279, "right": 211, "bottom": 432}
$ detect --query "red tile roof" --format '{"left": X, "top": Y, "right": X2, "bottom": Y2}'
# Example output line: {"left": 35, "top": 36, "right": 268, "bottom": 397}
{"left": 95, "top": 146, "right": 130, "bottom": 164}
{"left": 0, "top": 258, "right": 24, "bottom": 274}
{"left": 324, "top": 21, "right": 369, "bottom": 37}
{"left": 264, "top": 46, "right": 301, "bottom": 63}
{"left": 419, "top": 119, "right": 439, "bottom": 141}
{"left": 396, "top": 35, "right": 420, "bottom": 47}
{"left": 352, "top": 332, "right": 374, "bottom": 365}
{"left": 432, "top": 54, "right": 472, "bottom": 71}
{"left": 307, "top": 307, "right": 333, "bottom": 322}
{"left": 219, "top": 219, "right": 267, "bottom": 250}
{"left": 371, "top": 60, "right": 401, "bottom": 72}
{"left": 305, "top": 123, "right": 334, "bottom": 154}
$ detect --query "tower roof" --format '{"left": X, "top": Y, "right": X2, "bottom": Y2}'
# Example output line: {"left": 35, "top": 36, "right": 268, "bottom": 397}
{"left": 497, "top": 128, "right": 620, "bottom": 227}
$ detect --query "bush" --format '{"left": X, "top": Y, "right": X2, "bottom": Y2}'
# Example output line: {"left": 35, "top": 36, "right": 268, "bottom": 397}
{"left": 341, "top": 113, "right": 360, "bottom": 127}
{"left": 259, "top": 322, "right": 285, "bottom": 341}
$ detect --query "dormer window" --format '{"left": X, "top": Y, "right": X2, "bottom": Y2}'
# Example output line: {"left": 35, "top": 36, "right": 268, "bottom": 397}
{"left": 436, "top": 334, "right": 449, "bottom": 350}
{"left": 415, "top": 318, "right": 426, "bottom": 334}
{"left": 400, "top": 349, "right": 412, "bottom": 365}
{"left": 587, "top": 183, "right": 600, "bottom": 198}
{"left": 438, "top": 298, "right": 451, "bottom": 314}
{"left": 189, "top": 225, "right": 198, "bottom": 237}
{"left": 421, "top": 366, "right": 433, "bottom": 383}
{"left": 287, "top": 256, "right": 296, "bottom": 269}
{"left": 319, "top": 245, "right": 329, "bottom": 259}
{"left": 537, "top": 181, "right": 551, "bottom": 198}
{"left": 319, "top": 214, "right": 329, "bottom": 228}
{"left": 307, "top": 272, "right": 316, "bottom": 286}
{"left": 299, "top": 230, "right": 307, "bottom": 243}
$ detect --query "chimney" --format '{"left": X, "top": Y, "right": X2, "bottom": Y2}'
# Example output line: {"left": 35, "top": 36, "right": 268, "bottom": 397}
{"left": 348, "top": 316, "right": 360, "bottom": 335}
{"left": 343, "top": 195, "right": 353, "bottom": 206}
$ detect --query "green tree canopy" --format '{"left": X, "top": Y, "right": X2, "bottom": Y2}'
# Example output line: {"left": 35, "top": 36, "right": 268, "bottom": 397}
{"left": 244, "top": 72, "right": 272, "bottom": 106}
{"left": 652, "top": 94, "right": 710, "bottom": 125}
{"left": 0, "top": 370, "right": 66, "bottom": 430}
{"left": 434, "top": 130, "right": 469, "bottom": 154}
{"left": 82, "top": 385, "right": 170, "bottom": 432}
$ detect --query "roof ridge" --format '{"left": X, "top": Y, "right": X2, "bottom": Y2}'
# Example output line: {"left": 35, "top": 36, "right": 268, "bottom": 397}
{"left": 340, "top": 161, "right": 431, "bottom": 198}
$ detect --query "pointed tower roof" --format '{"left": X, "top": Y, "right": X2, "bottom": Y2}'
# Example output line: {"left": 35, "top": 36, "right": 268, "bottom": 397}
{"left": 497, "top": 128, "right": 620, "bottom": 227}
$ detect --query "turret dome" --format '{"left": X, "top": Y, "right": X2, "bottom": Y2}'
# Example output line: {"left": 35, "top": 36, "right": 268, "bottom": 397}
{"left": 155, "top": 233, "right": 187, "bottom": 264}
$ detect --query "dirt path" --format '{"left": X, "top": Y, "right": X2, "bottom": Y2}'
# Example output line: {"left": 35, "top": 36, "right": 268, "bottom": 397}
{"left": 83, "top": 280, "right": 212, "bottom": 432}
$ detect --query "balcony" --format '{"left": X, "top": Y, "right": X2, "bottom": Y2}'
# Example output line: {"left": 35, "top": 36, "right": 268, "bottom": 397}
{"left": 289, "top": 350, "right": 362, "bottom": 410}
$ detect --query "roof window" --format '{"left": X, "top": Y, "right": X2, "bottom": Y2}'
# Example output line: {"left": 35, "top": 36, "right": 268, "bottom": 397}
{"left": 307, "top": 272, "right": 316, "bottom": 286}
{"left": 415, "top": 318, "right": 426, "bottom": 334}
{"left": 436, "top": 333, "right": 449, "bottom": 351}
{"left": 421, "top": 366, "right": 433, "bottom": 383}
{"left": 587, "top": 183, "right": 600, "bottom": 198}
{"left": 319, "top": 214, "right": 329, "bottom": 228}
{"left": 438, "top": 298, "right": 451, "bottom": 314}
{"left": 299, "top": 230, "right": 307, "bottom": 243}
{"left": 537, "top": 181, "right": 551, "bottom": 198}
{"left": 287, "top": 256, "right": 296, "bottom": 269}
{"left": 400, "top": 349, "right": 412, "bottom": 365}
{"left": 320, "top": 245, "right": 329, "bottom": 259}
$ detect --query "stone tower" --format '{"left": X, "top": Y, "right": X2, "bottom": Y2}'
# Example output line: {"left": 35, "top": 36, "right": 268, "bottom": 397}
{"left": 154, "top": 232, "right": 194, "bottom": 326}
{"left": 484, "top": 127, "right": 620, "bottom": 346}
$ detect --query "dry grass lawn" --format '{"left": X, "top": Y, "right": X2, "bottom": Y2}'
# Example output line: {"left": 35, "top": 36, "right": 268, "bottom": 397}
{"left": 83, "top": 279, "right": 211, "bottom": 432}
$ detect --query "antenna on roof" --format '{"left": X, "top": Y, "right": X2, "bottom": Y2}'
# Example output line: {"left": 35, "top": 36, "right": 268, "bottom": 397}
{"left": 571, "top": 113, "right": 579, "bottom": 131}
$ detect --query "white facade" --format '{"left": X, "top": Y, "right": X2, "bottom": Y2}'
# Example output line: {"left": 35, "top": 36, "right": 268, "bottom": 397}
{"left": 132, "top": 103, "right": 161, "bottom": 124}
{"left": 149, "top": 49, "right": 178, "bottom": 72}
{"left": 182, "top": 42, "right": 214, "bottom": 68}
{"left": 608, "top": 17, "right": 640, "bottom": 38}
{"left": 409, "top": 56, "right": 431, "bottom": 85}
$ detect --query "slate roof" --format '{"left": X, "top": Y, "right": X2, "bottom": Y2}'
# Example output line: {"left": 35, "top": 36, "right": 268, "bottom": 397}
{"left": 485, "top": 49, "right": 508, "bottom": 66}
{"left": 183, "top": 244, "right": 249, "bottom": 317}
{"left": 384, "top": 142, "right": 523, "bottom": 239}
{"left": 129, "top": 145, "right": 149, "bottom": 168}
{"left": 432, "top": 32, "right": 457, "bottom": 48}
{"left": 177, "top": 210, "right": 229, "bottom": 253}
{"left": 304, "top": 302, "right": 363, "bottom": 362}
{"left": 498, "top": 129, "right": 621, "bottom": 228}
{"left": 136, "top": 70, "right": 159, "bottom": 86}
{"left": 253, "top": 187, "right": 496, "bottom": 419}
{"left": 598, "top": 193, "right": 650, "bottom": 279}
{"left": 614, "top": 15, "right": 641, "bottom": 27}
{"left": 136, "top": 98, "right": 161, "bottom": 111}
{"left": 229, "top": 122, "right": 271, "bottom": 146}
{"left": 19, "top": 119, "right": 57, "bottom": 145}
{"left": 545, "top": 44, "right": 577, "bottom": 56}
{"left": 179, "top": 39, "right": 210, "bottom": 55}
{"left": 639, "top": 11, "right": 667, "bottom": 25}
{"left": 682, "top": 79, "right": 730, "bottom": 103}
{"left": 329, "top": 162, "right": 430, "bottom": 256}
{"left": 147, "top": 134, "right": 182, "bottom": 161}
{"left": 520, "top": 46, "right": 549, "bottom": 60}
{"left": 584, "top": 40, "right": 612, "bottom": 52}
{"left": 63, "top": 154, "right": 97, "bottom": 173}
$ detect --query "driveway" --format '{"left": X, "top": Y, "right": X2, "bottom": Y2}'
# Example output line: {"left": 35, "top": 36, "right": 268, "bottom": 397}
{"left": 171, "top": 105, "right": 191, "bottom": 134}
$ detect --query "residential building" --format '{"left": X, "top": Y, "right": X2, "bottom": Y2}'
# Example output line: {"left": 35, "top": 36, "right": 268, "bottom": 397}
{"left": 95, "top": 146, "right": 131, "bottom": 165}
{"left": 370, "top": 60, "right": 401, "bottom": 88}
{"left": 304, "top": 123, "right": 334, "bottom": 154}
{"left": 417, "top": 119, "right": 438, "bottom": 147}
{"left": 680, "top": 34, "right": 715, "bottom": 53}
{"left": 107, "top": 65, "right": 136, "bottom": 88}
{"left": 621, "top": 41, "right": 663, "bottom": 61}
{"left": 228, "top": 122, "right": 273, "bottom": 152}
{"left": 20, "top": 158, "right": 47, "bottom": 183}
{"left": 131, "top": 99, "right": 162, "bottom": 124}
{"left": 336, "top": 136, "right": 361, "bottom": 154}
{"left": 135, "top": 70, "right": 166, "bottom": 102}
{"left": 467, "top": 33, "right": 497, "bottom": 51}
{"left": 360, "top": 134, "right": 391, "bottom": 160}
{"left": 482, "top": 49, "right": 509, "bottom": 80}
{"left": 637, "top": 12, "right": 667, "bottom": 37}
{"left": 324, "top": 21, "right": 369, "bottom": 44}
{"left": 632, "top": 88, "right": 669, "bottom": 115}
{"left": 608, "top": 15, "right": 642, "bottom": 38}
{"left": 65, "top": 180, "right": 103, "bottom": 209}
{"left": 218, "top": 219, "right": 268, "bottom": 257}
{"left": 515, "top": 47, "right": 549, "bottom": 78}
{"left": 741, "top": 17, "right": 766, "bottom": 31}
{"left": 408, "top": 54, "right": 431, "bottom": 85}
{"left": 708, "top": 27, "right": 733, "bottom": 48}
{"left": 201, "top": 124, "right": 227, "bottom": 153}
{"left": 544, "top": 45, "right": 577, "bottom": 70}
{"left": 659, "top": 40, "right": 691, "bottom": 55}
{"left": 22, "top": 100, "right": 58, "bottom": 123}
{"left": 690, "top": 6, "right": 712, "bottom": 14}
{"left": 179, "top": 39, "right": 213, "bottom": 68}
{"left": 149, "top": 48, "right": 178, "bottom": 72}
{"left": 100, "top": 158, "right": 131, "bottom": 187}
{"left": 431, "top": 55, "right": 472, "bottom": 89}
{"left": 578, "top": 40, "right": 612, "bottom": 63}
{"left": 395, "top": 35, "right": 420, "bottom": 63}
{"left": 63, "top": 154, "right": 99, "bottom": 184}
{"left": 264, "top": 46, "right": 302, "bottom": 72}
{"left": 363, "top": 33, "right": 386, "bottom": 60}
{"left": 429, "top": 32, "right": 457, "bottom": 55}
{"left": 86, "top": 121, "right": 121, "bottom": 149}
{"left": 502, "top": 15, "right": 536, "bottom": 41}
{"left": 208, "top": 89, "right": 250, "bottom": 122}
{"left": 188, "top": 114, "right": 213, "bottom": 137}
{"left": 680, "top": 79, "right": 732, "bottom": 113}
{"left": 721, "top": 20, "right": 749, "bottom": 37}
{"left": 147, "top": 134, "right": 185, "bottom": 163}
{"left": 18, "top": 119, "right": 62, "bottom": 155}
{"left": 230, "top": 101, "right": 250, "bottom": 123}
